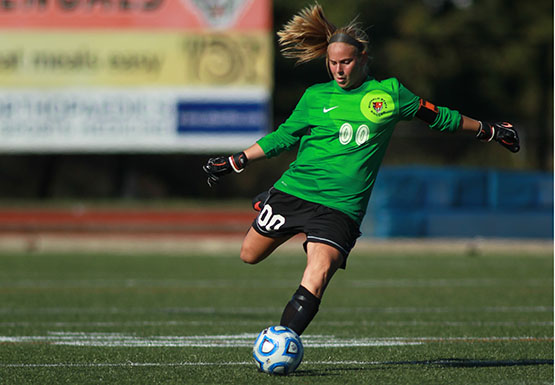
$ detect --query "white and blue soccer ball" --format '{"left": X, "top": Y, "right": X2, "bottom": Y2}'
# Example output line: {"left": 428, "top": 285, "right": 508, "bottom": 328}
{"left": 252, "top": 325, "right": 304, "bottom": 375}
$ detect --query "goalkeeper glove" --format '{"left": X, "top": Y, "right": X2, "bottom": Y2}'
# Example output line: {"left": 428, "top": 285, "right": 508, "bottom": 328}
{"left": 203, "top": 152, "right": 248, "bottom": 187}
{"left": 476, "top": 121, "right": 520, "bottom": 153}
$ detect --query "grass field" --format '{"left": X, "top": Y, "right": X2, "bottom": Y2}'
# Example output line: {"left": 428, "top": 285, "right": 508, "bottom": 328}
{"left": 0, "top": 244, "right": 552, "bottom": 384}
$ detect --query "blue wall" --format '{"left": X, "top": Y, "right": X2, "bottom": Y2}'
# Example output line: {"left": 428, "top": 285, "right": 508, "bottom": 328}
{"left": 361, "top": 166, "right": 553, "bottom": 239}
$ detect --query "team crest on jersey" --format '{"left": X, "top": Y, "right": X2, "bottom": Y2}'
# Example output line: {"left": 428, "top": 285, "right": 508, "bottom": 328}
{"left": 360, "top": 91, "right": 395, "bottom": 123}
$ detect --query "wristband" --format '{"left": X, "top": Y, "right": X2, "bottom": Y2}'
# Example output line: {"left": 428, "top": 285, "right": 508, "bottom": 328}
{"left": 228, "top": 152, "right": 248, "bottom": 173}
{"left": 476, "top": 121, "right": 495, "bottom": 142}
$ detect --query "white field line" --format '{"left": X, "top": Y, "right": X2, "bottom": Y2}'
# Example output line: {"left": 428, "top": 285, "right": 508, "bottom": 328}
{"left": 0, "top": 332, "right": 552, "bottom": 348}
{"left": 0, "top": 305, "right": 552, "bottom": 315}
{"left": 2, "top": 359, "right": 554, "bottom": 369}
{"left": 0, "top": 362, "right": 255, "bottom": 368}
{"left": 0, "top": 278, "right": 550, "bottom": 289}
{"left": 0, "top": 333, "right": 421, "bottom": 348}
{"left": 0, "top": 320, "right": 552, "bottom": 328}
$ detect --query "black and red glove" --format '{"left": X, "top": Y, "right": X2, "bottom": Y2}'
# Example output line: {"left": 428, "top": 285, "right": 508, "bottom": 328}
{"left": 476, "top": 122, "right": 520, "bottom": 153}
{"left": 202, "top": 152, "right": 248, "bottom": 187}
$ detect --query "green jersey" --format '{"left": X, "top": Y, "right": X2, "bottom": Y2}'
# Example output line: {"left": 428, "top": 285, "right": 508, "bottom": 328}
{"left": 257, "top": 77, "right": 461, "bottom": 225}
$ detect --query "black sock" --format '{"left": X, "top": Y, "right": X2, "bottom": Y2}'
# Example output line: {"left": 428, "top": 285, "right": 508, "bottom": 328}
{"left": 279, "top": 285, "right": 321, "bottom": 335}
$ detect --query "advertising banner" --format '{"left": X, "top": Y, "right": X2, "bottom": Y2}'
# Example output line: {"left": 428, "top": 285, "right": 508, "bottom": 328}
{"left": 0, "top": 0, "right": 272, "bottom": 153}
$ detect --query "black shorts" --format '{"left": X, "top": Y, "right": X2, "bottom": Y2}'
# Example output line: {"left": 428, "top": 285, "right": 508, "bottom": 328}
{"left": 252, "top": 188, "right": 361, "bottom": 269}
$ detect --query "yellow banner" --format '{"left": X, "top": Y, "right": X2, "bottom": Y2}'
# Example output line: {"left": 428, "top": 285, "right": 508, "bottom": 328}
{"left": 0, "top": 31, "right": 272, "bottom": 88}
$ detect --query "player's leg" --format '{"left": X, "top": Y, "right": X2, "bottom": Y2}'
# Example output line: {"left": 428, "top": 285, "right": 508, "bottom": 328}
{"left": 239, "top": 226, "right": 292, "bottom": 264}
{"left": 300, "top": 242, "right": 344, "bottom": 298}
{"left": 279, "top": 202, "right": 360, "bottom": 335}
{"left": 280, "top": 242, "right": 344, "bottom": 335}
{"left": 242, "top": 188, "right": 299, "bottom": 264}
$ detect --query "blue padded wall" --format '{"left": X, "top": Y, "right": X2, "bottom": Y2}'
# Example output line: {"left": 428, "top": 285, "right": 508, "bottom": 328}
{"left": 361, "top": 167, "right": 553, "bottom": 239}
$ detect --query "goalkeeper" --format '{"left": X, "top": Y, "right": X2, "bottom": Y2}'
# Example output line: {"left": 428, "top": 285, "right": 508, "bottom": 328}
{"left": 203, "top": 4, "right": 519, "bottom": 336}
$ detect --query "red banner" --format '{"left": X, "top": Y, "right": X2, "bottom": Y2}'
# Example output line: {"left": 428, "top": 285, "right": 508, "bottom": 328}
{"left": 0, "top": 0, "right": 270, "bottom": 30}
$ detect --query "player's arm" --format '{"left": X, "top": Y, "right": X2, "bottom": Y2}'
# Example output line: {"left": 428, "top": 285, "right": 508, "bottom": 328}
{"left": 416, "top": 99, "right": 520, "bottom": 153}
{"left": 202, "top": 143, "right": 265, "bottom": 187}
{"left": 203, "top": 89, "right": 312, "bottom": 187}
{"left": 244, "top": 143, "right": 266, "bottom": 161}
{"left": 202, "top": 90, "right": 311, "bottom": 187}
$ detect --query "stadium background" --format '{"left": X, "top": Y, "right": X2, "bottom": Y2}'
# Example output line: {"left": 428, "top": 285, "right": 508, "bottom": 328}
{"left": 0, "top": 4, "right": 552, "bottom": 383}
{"left": 0, "top": 0, "right": 552, "bottom": 242}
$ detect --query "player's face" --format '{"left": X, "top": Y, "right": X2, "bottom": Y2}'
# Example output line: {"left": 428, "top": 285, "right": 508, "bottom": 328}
{"left": 327, "top": 42, "right": 367, "bottom": 90}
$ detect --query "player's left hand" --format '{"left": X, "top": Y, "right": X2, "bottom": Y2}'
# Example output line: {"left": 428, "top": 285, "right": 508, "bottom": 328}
{"left": 202, "top": 152, "right": 248, "bottom": 187}
{"left": 477, "top": 122, "right": 520, "bottom": 153}
{"left": 493, "top": 122, "right": 520, "bottom": 153}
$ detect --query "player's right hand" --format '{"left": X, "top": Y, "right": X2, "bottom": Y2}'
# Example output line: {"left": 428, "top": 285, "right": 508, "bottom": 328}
{"left": 202, "top": 152, "right": 248, "bottom": 187}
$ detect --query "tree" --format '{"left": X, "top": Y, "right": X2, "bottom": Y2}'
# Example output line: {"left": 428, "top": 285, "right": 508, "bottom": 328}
{"left": 273, "top": 0, "right": 553, "bottom": 170}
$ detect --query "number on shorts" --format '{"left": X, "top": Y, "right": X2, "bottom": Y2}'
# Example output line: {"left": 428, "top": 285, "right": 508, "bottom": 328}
{"left": 257, "top": 204, "right": 285, "bottom": 231}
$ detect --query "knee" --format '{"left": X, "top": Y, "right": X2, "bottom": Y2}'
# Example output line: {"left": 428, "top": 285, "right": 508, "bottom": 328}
{"left": 306, "top": 258, "right": 334, "bottom": 277}
{"left": 239, "top": 245, "right": 261, "bottom": 265}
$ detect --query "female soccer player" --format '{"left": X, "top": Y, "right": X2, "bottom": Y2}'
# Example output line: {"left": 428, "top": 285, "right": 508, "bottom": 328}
{"left": 203, "top": 4, "right": 519, "bottom": 336}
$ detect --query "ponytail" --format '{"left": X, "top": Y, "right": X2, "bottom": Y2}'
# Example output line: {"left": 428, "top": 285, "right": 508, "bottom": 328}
{"left": 277, "top": 3, "right": 370, "bottom": 65}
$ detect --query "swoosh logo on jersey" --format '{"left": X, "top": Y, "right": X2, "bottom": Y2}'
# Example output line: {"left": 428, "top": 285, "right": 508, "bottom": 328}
{"left": 323, "top": 106, "right": 339, "bottom": 113}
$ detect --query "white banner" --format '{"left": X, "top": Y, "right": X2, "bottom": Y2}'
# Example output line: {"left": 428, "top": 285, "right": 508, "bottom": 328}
{"left": 0, "top": 87, "right": 269, "bottom": 153}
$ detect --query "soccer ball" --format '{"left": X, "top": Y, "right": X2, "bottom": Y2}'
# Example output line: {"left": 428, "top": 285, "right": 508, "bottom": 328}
{"left": 252, "top": 325, "right": 304, "bottom": 375}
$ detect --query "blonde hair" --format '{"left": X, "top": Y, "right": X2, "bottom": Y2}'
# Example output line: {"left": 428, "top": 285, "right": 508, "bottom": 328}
{"left": 277, "top": 3, "right": 369, "bottom": 65}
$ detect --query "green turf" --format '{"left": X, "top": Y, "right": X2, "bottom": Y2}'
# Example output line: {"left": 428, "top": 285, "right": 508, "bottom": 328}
{"left": 0, "top": 248, "right": 552, "bottom": 384}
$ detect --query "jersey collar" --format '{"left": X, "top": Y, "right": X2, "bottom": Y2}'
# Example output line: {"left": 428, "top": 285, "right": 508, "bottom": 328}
{"left": 332, "top": 76, "right": 373, "bottom": 93}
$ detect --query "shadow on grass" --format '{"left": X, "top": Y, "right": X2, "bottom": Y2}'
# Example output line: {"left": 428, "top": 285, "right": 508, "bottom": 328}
{"left": 293, "top": 358, "right": 554, "bottom": 377}
{"left": 426, "top": 358, "right": 554, "bottom": 368}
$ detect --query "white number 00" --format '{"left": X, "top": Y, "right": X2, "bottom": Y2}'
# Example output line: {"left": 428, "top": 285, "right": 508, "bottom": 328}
{"left": 339, "top": 123, "right": 369, "bottom": 146}
{"left": 257, "top": 204, "right": 286, "bottom": 231}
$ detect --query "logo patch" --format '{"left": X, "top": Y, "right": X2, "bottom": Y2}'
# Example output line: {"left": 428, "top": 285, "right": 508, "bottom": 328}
{"left": 323, "top": 106, "right": 338, "bottom": 113}
{"left": 360, "top": 91, "right": 395, "bottom": 123}
{"left": 372, "top": 101, "right": 384, "bottom": 113}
